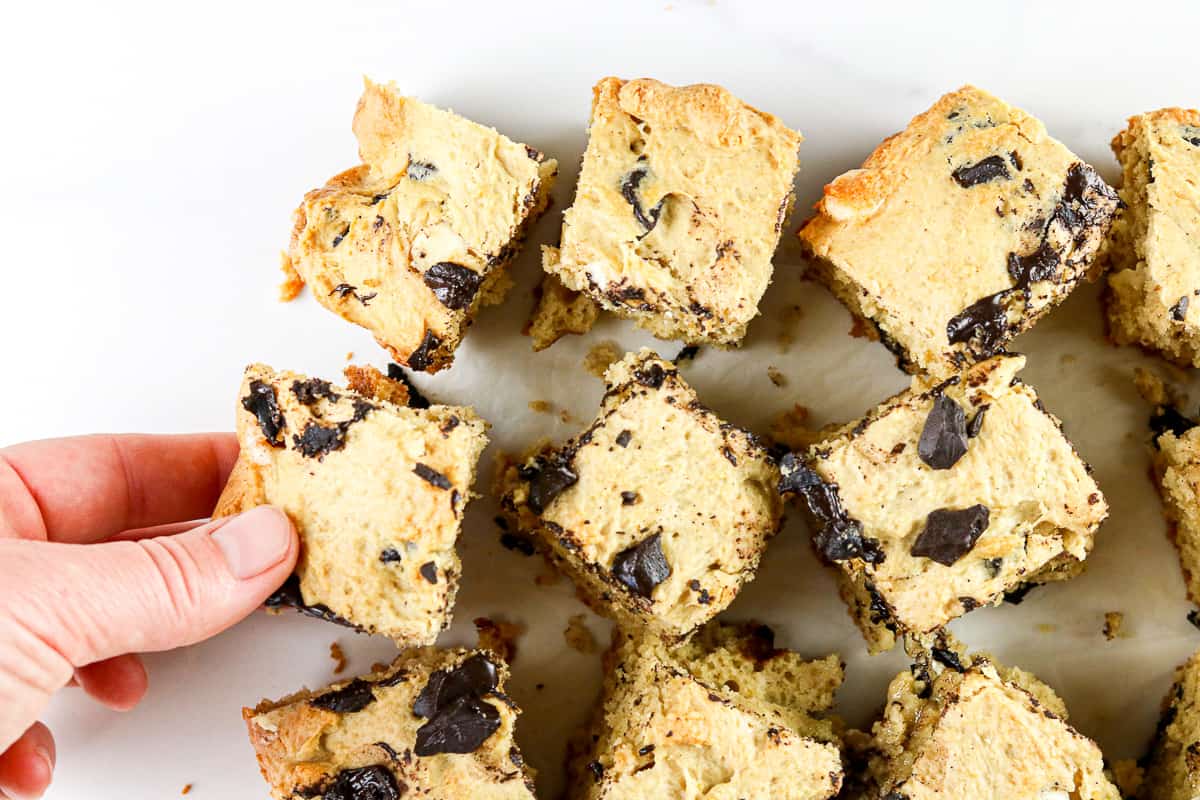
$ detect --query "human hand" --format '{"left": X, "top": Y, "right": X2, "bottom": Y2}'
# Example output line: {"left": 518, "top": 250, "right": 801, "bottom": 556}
{"left": 0, "top": 434, "right": 298, "bottom": 798}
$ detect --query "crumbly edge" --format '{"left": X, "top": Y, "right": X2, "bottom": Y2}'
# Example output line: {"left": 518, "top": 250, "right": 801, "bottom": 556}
{"left": 1153, "top": 430, "right": 1200, "bottom": 607}
{"left": 1140, "top": 648, "right": 1200, "bottom": 800}
{"left": 527, "top": 262, "right": 601, "bottom": 351}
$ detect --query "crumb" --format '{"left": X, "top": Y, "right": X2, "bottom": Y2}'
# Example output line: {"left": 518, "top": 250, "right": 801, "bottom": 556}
{"left": 278, "top": 253, "right": 305, "bottom": 302}
{"left": 529, "top": 399, "right": 555, "bottom": 414}
{"left": 564, "top": 614, "right": 599, "bottom": 654}
{"left": 474, "top": 616, "right": 526, "bottom": 664}
{"left": 181, "top": 784, "right": 193, "bottom": 796}
{"left": 1103, "top": 611, "right": 1125, "bottom": 641}
{"left": 558, "top": 409, "right": 574, "bottom": 424}
{"left": 535, "top": 682, "right": 545, "bottom": 690}
{"left": 1111, "top": 759, "right": 1144, "bottom": 797}
{"left": 343, "top": 364, "right": 410, "bottom": 406}
{"left": 329, "top": 642, "right": 347, "bottom": 675}
{"left": 1059, "top": 353, "right": 1076, "bottom": 365}
{"left": 584, "top": 340, "right": 622, "bottom": 378}
{"left": 1133, "top": 366, "right": 1169, "bottom": 407}
{"left": 768, "top": 404, "right": 826, "bottom": 451}
{"left": 345, "top": 351, "right": 354, "bottom": 361}
{"left": 776, "top": 304, "right": 803, "bottom": 353}
{"left": 848, "top": 316, "right": 879, "bottom": 341}
{"left": 1035, "top": 623, "right": 1058, "bottom": 634}
{"left": 766, "top": 366, "right": 787, "bottom": 387}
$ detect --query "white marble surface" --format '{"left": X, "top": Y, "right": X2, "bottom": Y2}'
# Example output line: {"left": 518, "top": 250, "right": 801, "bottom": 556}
{"left": 2, "top": 1, "right": 1199, "bottom": 797}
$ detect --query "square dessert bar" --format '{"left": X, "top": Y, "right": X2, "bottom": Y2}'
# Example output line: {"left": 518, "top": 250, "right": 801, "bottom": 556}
{"left": 781, "top": 354, "right": 1107, "bottom": 653}
{"left": 283, "top": 79, "right": 558, "bottom": 372}
{"left": 1152, "top": 415, "right": 1200, "bottom": 607}
{"left": 1141, "top": 648, "right": 1200, "bottom": 800}
{"left": 244, "top": 647, "right": 535, "bottom": 800}
{"left": 568, "top": 622, "right": 843, "bottom": 800}
{"left": 543, "top": 77, "right": 802, "bottom": 346}
{"left": 799, "top": 85, "right": 1120, "bottom": 376}
{"left": 214, "top": 363, "right": 488, "bottom": 644}
{"left": 498, "top": 349, "right": 784, "bottom": 640}
{"left": 1107, "top": 108, "right": 1200, "bottom": 366}
{"left": 852, "top": 658, "right": 1119, "bottom": 798}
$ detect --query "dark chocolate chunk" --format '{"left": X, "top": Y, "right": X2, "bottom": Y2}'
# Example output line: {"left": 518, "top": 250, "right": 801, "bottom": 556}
{"left": 620, "top": 164, "right": 661, "bottom": 231}
{"left": 1152, "top": 406, "right": 1198, "bottom": 441}
{"left": 615, "top": 429, "right": 633, "bottom": 448}
{"left": 265, "top": 576, "right": 363, "bottom": 631}
{"left": 242, "top": 379, "right": 286, "bottom": 447}
{"left": 331, "top": 283, "right": 357, "bottom": 298}
{"left": 375, "top": 742, "right": 399, "bottom": 761}
{"left": 778, "top": 454, "right": 884, "bottom": 564}
{"left": 620, "top": 490, "right": 639, "bottom": 505}
{"left": 386, "top": 363, "right": 430, "bottom": 408}
{"left": 1172, "top": 295, "right": 1190, "bottom": 322}
{"left": 984, "top": 557, "right": 1003, "bottom": 577}
{"left": 1187, "top": 136, "right": 1200, "bottom": 148}
{"left": 931, "top": 647, "right": 966, "bottom": 672}
{"left": 499, "top": 532, "right": 536, "bottom": 556}
{"left": 1003, "top": 583, "right": 1038, "bottom": 605}
{"left": 524, "top": 145, "right": 543, "bottom": 162}
{"left": 414, "top": 655, "right": 499, "bottom": 718}
{"left": 611, "top": 533, "right": 671, "bottom": 599}
{"left": 918, "top": 394, "right": 969, "bottom": 470}
{"left": 587, "top": 760, "right": 604, "bottom": 780}
{"left": 413, "top": 655, "right": 502, "bottom": 757}
{"left": 674, "top": 344, "right": 700, "bottom": 362}
{"left": 638, "top": 744, "right": 655, "bottom": 756}
{"left": 423, "top": 262, "right": 484, "bottom": 310}
{"left": 1189, "top": 609, "right": 1200, "bottom": 629}
{"left": 379, "top": 548, "right": 402, "bottom": 564}
{"left": 966, "top": 405, "right": 988, "bottom": 438}
{"left": 721, "top": 446, "right": 738, "bottom": 466}
{"left": 323, "top": 765, "right": 401, "bottom": 800}
{"left": 1009, "top": 150, "right": 1023, "bottom": 171}
{"left": 294, "top": 422, "right": 348, "bottom": 459}
{"left": 419, "top": 562, "right": 438, "bottom": 584}
{"left": 331, "top": 225, "right": 350, "bottom": 248}
{"left": 291, "top": 378, "right": 340, "bottom": 406}
{"left": 413, "top": 462, "right": 452, "bottom": 490}
{"left": 406, "top": 159, "right": 437, "bottom": 181}
{"left": 946, "top": 290, "right": 1010, "bottom": 355}
{"left": 519, "top": 454, "right": 578, "bottom": 514}
{"left": 311, "top": 679, "right": 376, "bottom": 714}
{"left": 634, "top": 362, "right": 667, "bottom": 388}
{"left": 406, "top": 330, "right": 442, "bottom": 372}
{"left": 1007, "top": 242, "right": 1060, "bottom": 287}
{"left": 370, "top": 193, "right": 388, "bottom": 205}
{"left": 911, "top": 505, "right": 990, "bottom": 566}
{"left": 951, "top": 155, "right": 1010, "bottom": 187}
{"left": 688, "top": 579, "right": 711, "bottom": 605}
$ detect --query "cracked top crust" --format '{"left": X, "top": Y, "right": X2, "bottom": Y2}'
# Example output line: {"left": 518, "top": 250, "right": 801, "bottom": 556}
{"left": 214, "top": 363, "right": 488, "bottom": 644}
{"left": 546, "top": 77, "right": 801, "bottom": 345}
{"left": 284, "top": 79, "right": 557, "bottom": 372}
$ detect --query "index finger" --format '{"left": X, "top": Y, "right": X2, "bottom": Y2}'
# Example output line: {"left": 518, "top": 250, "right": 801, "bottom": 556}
{"left": 0, "top": 433, "right": 239, "bottom": 543}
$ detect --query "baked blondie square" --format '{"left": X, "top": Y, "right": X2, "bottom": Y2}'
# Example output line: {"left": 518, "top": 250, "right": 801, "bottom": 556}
{"left": 1152, "top": 414, "right": 1200, "bottom": 607}
{"left": 799, "top": 85, "right": 1120, "bottom": 376}
{"left": 568, "top": 622, "right": 843, "bottom": 800}
{"left": 244, "top": 647, "right": 535, "bottom": 800}
{"left": 498, "top": 349, "right": 783, "bottom": 640}
{"left": 781, "top": 354, "right": 1107, "bottom": 653}
{"left": 850, "top": 657, "right": 1119, "bottom": 798}
{"left": 543, "top": 77, "right": 801, "bottom": 346}
{"left": 1141, "top": 647, "right": 1200, "bottom": 800}
{"left": 283, "top": 79, "right": 558, "bottom": 372}
{"left": 215, "top": 363, "right": 488, "bottom": 644}
{"left": 1106, "top": 108, "right": 1200, "bottom": 366}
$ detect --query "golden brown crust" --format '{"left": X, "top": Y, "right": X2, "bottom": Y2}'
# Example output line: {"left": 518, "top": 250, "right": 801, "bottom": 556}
{"left": 1113, "top": 107, "right": 1200, "bottom": 156}
{"left": 212, "top": 456, "right": 265, "bottom": 519}
{"left": 342, "top": 364, "right": 411, "bottom": 406}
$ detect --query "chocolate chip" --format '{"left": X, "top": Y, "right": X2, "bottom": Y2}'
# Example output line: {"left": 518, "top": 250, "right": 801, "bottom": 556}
{"left": 1152, "top": 406, "right": 1198, "bottom": 441}
{"left": 407, "top": 160, "right": 437, "bottom": 181}
{"left": 638, "top": 744, "right": 655, "bottom": 756}
{"left": 1187, "top": 136, "right": 1200, "bottom": 148}
{"left": 322, "top": 765, "right": 401, "bottom": 800}
{"left": 611, "top": 533, "right": 671, "bottom": 599}
{"left": 946, "top": 290, "right": 1010, "bottom": 354}
{"left": 721, "top": 446, "right": 738, "bottom": 466}
{"left": 674, "top": 345, "right": 700, "bottom": 362}
{"left": 242, "top": 379, "right": 286, "bottom": 447}
{"left": 911, "top": 505, "right": 990, "bottom": 566}
{"left": 413, "top": 655, "right": 502, "bottom": 757}
{"left": 1172, "top": 296, "right": 1190, "bottom": 322}
{"left": 951, "top": 155, "right": 1010, "bottom": 187}
{"left": 414, "top": 655, "right": 499, "bottom": 718}
{"left": 1003, "top": 583, "right": 1038, "bottom": 604}
{"left": 265, "top": 576, "right": 363, "bottom": 631}
{"left": 918, "top": 394, "right": 969, "bottom": 470}
{"left": 499, "top": 532, "right": 536, "bottom": 556}
{"left": 380, "top": 548, "right": 402, "bottom": 564}
{"left": 688, "top": 579, "right": 711, "bottom": 605}
{"left": 294, "top": 422, "right": 347, "bottom": 459}
{"left": 1007, "top": 242, "right": 1060, "bottom": 287}
{"left": 931, "top": 647, "right": 966, "bottom": 672}
{"left": 423, "top": 262, "right": 484, "bottom": 310}
{"left": 419, "top": 562, "right": 438, "bottom": 584}
{"left": 634, "top": 362, "right": 667, "bottom": 388}
{"left": 375, "top": 742, "right": 399, "bottom": 761}
{"left": 620, "top": 490, "right": 639, "bottom": 505}
{"left": 331, "top": 283, "right": 358, "bottom": 299}
{"left": 615, "top": 430, "right": 632, "bottom": 448}
{"left": 620, "top": 164, "right": 662, "bottom": 231}
{"left": 386, "top": 364, "right": 430, "bottom": 408}
{"left": 311, "top": 679, "right": 376, "bottom": 714}
{"left": 985, "top": 557, "right": 1003, "bottom": 577}
{"left": 587, "top": 761, "right": 604, "bottom": 780}
{"left": 967, "top": 405, "right": 988, "bottom": 438}
{"left": 1009, "top": 150, "right": 1023, "bottom": 171}
{"left": 779, "top": 454, "right": 884, "bottom": 564}
{"left": 407, "top": 330, "right": 442, "bottom": 372}
{"left": 370, "top": 193, "right": 388, "bottom": 205}
{"left": 519, "top": 454, "right": 578, "bottom": 514}
{"left": 331, "top": 225, "right": 350, "bottom": 248}
{"left": 1189, "top": 609, "right": 1200, "bottom": 629}
{"left": 524, "top": 145, "right": 544, "bottom": 162}
{"left": 413, "top": 463, "right": 452, "bottom": 490}
{"left": 291, "top": 378, "right": 340, "bottom": 406}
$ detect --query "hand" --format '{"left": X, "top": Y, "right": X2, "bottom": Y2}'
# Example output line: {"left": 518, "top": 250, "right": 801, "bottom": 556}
{"left": 0, "top": 434, "right": 298, "bottom": 798}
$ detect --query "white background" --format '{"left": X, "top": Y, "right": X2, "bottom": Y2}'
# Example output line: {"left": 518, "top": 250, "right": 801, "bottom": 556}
{"left": 2, "top": 1, "right": 1199, "bottom": 797}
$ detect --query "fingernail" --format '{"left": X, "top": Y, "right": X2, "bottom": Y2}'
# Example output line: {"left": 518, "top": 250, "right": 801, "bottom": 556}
{"left": 211, "top": 506, "right": 293, "bottom": 579}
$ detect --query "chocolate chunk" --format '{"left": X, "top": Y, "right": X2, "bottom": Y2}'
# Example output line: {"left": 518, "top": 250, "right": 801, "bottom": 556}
{"left": 370, "top": 193, "right": 388, "bottom": 205}
{"left": 311, "top": 679, "right": 376, "bottom": 714}
{"left": 1051, "top": 163, "right": 1118, "bottom": 236}
{"left": 1187, "top": 136, "right": 1200, "bottom": 148}
{"left": 407, "top": 160, "right": 437, "bottom": 181}
{"left": 611, "top": 533, "right": 671, "bottom": 599}
{"left": 911, "top": 505, "right": 990, "bottom": 566}
{"left": 946, "top": 290, "right": 1010, "bottom": 355}
{"left": 721, "top": 446, "right": 738, "bottom": 466}
{"left": 634, "top": 362, "right": 667, "bottom": 388}
{"left": 620, "top": 490, "right": 639, "bottom": 505}
{"left": 323, "top": 765, "right": 401, "bottom": 800}
{"left": 375, "top": 742, "right": 399, "bottom": 761}
{"left": 407, "top": 330, "right": 442, "bottom": 372}
{"left": 379, "top": 548, "right": 402, "bottom": 564}
{"left": 294, "top": 422, "right": 347, "bottom": 459}
{"left": 331, "top": 225, "right": 350, "bottom": 248}
{"left": 265, "top": 576, "right": 363, "bottom": 631}
{"left": 414, "top": 655, "right": 499, "bottom": 718}
{"left": 779, "top": 454, "right": 884, "bottom": 564}
{"left": 419, "top": 562, "right": 438, "bottom": 584}
{"left": 984, "top": 557, "right": 1003, "bottom": 577}
{"left": 423, "top": 262, "right": 484, "bottom": 310}
{"left": 524, "top": 145, "right": 543, "bottom": 162}
{"left": 587, "top": 761, "right": 604, "bottom": 780}
{"left": 674, "top": 344, "right": 700, "bottom": 362}
{"left": 967, "top": 405, "right": 988, "bottom": 438}
{"left": 918, "top": 394, "right": 969, "bottom": 470}
{"left": 1007, "top": 242, "right": 1060, "bottom": 287}
{"left": 1003, "top": 583, "right": 1038, "bottom": 605}
{"left": 1009, "top": 150, "right": 1023, "bottom": 171}
{"left": 519, "top": 454, "right": 578, "bottom": 514}
{"left": 952, "top": 155, "right": 1010, "bottom": 187}
{"left": 291, "top": 378, "right": 340, "bottom": 406}
{"left": 1172, "top": 295, "right": 1190, "bottom": 322}
{"left": 413, "top": 655, "right": 502, "bottom": 757}
{"left": 615, "top": 430, "right": 632, "bottom": 448}
{"left": 499, "top": 532, "right": 536, "bottom": 556}
{"left": 386, "top": 364, "right": 430, "bottom": 409}
{"left": 688, "top": 579, "right": 711, "bottom": 605}
{"left": 413, "top": 463, "right": 452, "bottom": 490}
{"left": 1152, "top": 406, "right": 1198, "bottom": 441}
{"left": 620, "top": 164, "right": 661, "bottom": 231}
{"left": 331, "top": 283, "right": 357, "bottom": 298}
{"left": 242, "top": 379, "right": 286, "bottom": 447}
{"left": 931, "top": 647, "right": 966, "bottom": 672}
{"left": 1189, "top": 609, "right": 1200, "bottom": 629}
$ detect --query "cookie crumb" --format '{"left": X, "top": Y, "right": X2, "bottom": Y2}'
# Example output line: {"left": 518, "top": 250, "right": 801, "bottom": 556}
{"left": 558, "top": 409, "right": 574, "bottom": 424}
{"left": 1133, "top": 366, "right": 1169, "bottom": 407}
{"left": 768, "top": 404, "right": 824, "bottom": 451}
{"left": 1035, "top": 623, "right": 1058, "bottom": 634}
{"left": 474, "top": 616, "right": 525, "bottom": 664}
{"left": 1111, "top": 759, "right": 1143, "bottom": 797}
{"left": 1059, "top": 353, "right": 1076, "bottom": 366}
{"left": 564, "top": 614, "right": 599, "bottom": 654}
{"left": 343, "top": 364, "right": 410, "bottom": 407}
{"left": 345, "top": 351, "right": 354, "bottom": 361}
{"left": 848, "top": 316, "right": 879, "bottom": 341}
{"left": 776, "top": 304, "right": 803, "bottom": 352}
{"left": 329, "top": 642, "right": 347, "bottom": 675}
{"left": 527, "top": 271, "right": 599, "bottom": 351}
{"left": 181, "top": 784, "right": 193, "bottom": 796}
{"left": 584, "top": 340, "right": 623, "bottom": 378}
{"left": 1103, "top": 611, "right": 1125, "bottom": 641}
{"left": 529, "top": 400, "right": 555, "bottom": 414}
{"left": 766, "top": 366, "right": 787, "bottom": 387}
{"left": 278, "top": 253, "right": 305, "bottom": 302}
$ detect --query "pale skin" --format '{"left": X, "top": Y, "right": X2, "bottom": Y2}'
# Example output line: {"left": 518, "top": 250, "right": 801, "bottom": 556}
{"left": 0, "top": 433, "right": 299, "bottom": 799}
